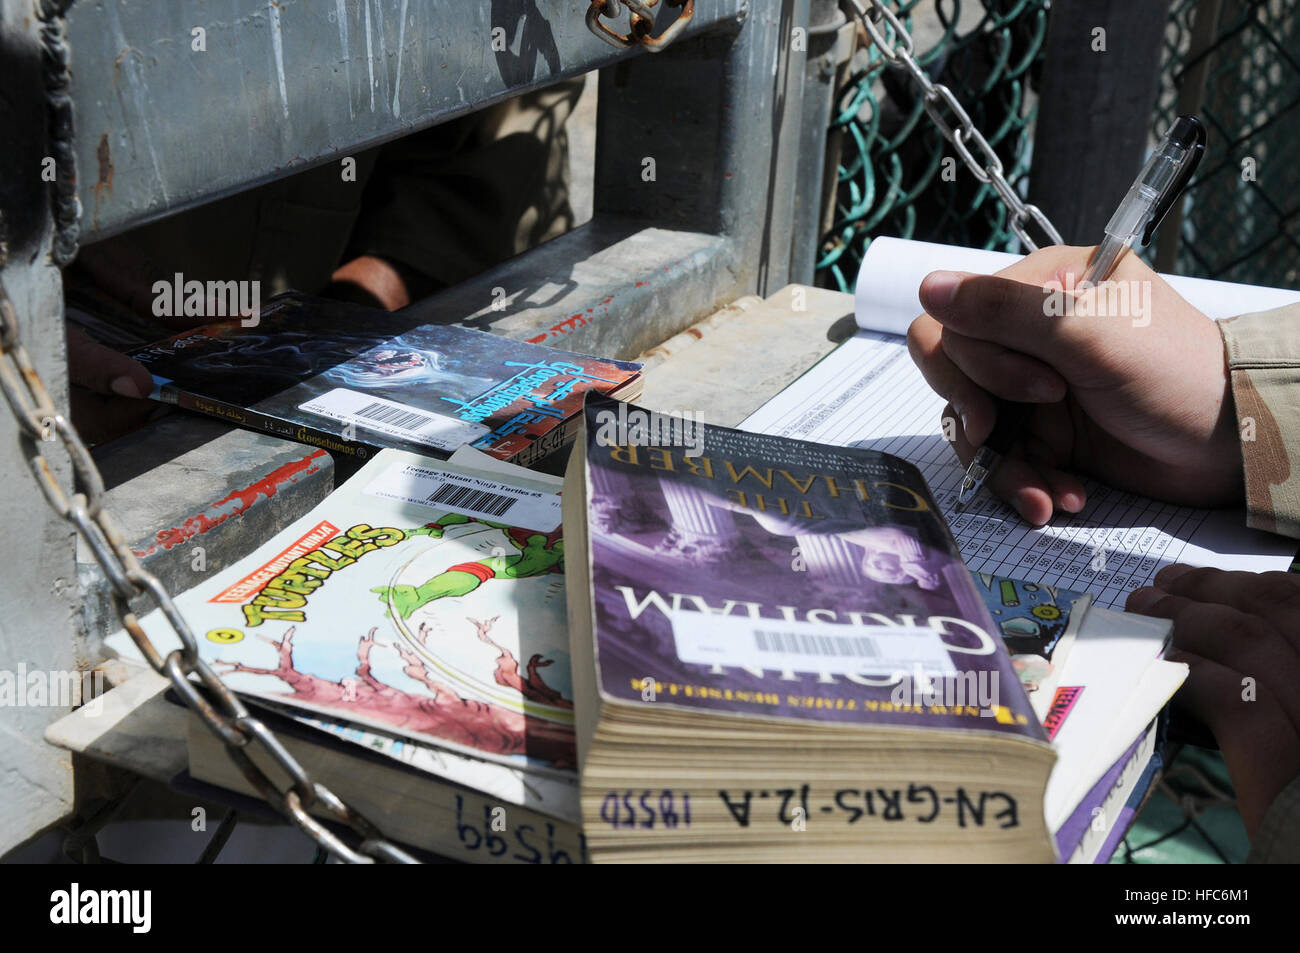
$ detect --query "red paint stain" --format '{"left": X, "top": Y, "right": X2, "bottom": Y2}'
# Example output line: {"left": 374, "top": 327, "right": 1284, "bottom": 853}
{"left": 132, "top": 450, "right": 329, "bottom": 558}
{"left": 529, "top": 293, "right": 621, "bottom": 339}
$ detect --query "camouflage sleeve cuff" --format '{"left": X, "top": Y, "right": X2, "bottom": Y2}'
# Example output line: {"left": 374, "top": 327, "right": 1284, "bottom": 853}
{"left": 1218, "top": 304, "right": 1300, "bottom": 540}
{"left": 1247, "top": 771, "right": 1300, "bottom": 863}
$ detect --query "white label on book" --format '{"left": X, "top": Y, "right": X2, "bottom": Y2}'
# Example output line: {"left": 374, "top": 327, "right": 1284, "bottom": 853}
{"left": 363, "top": 461, "right": 563, "bottom": 531}
{"left": 298, "top": 388, "right": 489, "bottom": 451}
{"left": 669, "top": 611, "right": 957, "bottom": 678}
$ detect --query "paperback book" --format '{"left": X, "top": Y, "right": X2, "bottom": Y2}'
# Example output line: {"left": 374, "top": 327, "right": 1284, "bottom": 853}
{"left": 564, "top": 395, "right": 1058, "bottom": 862}
{"left": 129, "top": 293, "right": 642, "bottom": 467}
{"left": 101, "top": 413, "right": 1170, "bottom": 863}
{"left": 107, "top": 448, "right": 579, "bottom": 788}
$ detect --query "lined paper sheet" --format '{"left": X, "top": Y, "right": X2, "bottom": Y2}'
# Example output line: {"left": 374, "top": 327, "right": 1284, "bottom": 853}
{"left": 741, "top": 332, "right": 1296, "bottom": 611}
{"left": 853, "top": 237, "right": 1300, "bottom": 335}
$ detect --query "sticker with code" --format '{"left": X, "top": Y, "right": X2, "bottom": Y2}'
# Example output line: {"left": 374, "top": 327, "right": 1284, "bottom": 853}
{"left": 670, "top": 611, "right": 957, "bottom": 677}
{"left": 363, "top": 462, "right": 562, "bottom": 531}
{"left": 298, "top": 388, "right": 489, "bottom": 451}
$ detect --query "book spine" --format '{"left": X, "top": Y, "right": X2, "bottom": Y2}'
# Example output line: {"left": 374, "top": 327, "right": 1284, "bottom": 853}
{"left": 158, "top": 385, "right": 383, "bottom": 462}
{"left": 505, "top": 415, "right": 579, "bottom": 469}
{"left": 580, "top": 778, "right": 1055, "bottom": 860}
{"left": 1057, "top": 719, "right": 1160, "bottom": 863}
{"left": 1091, "top": 754, "right": 1161, "bottom": 865}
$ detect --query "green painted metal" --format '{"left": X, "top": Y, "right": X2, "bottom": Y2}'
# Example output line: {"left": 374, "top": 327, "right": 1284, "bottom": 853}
{"left": 818, "top": 0, "right": 1050, "bottom": 291}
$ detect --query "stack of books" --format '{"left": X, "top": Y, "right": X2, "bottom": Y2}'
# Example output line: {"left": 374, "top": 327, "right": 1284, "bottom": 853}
{"left": 109, "top": 407, "right": 1181, "bottom": 863}
{"left": 562, "top": 397, "right": 1183, "bottom": 862}
{"left": 99, "top": 294, "right": 1190, "bottom": 863}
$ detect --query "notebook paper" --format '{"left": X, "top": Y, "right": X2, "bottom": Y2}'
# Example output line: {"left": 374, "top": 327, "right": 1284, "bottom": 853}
{"left": 853, "top": 237, "right": 1300, "bottom": 336}
{"left": 741, "top": 331, "right": 1296, "bottom": 611}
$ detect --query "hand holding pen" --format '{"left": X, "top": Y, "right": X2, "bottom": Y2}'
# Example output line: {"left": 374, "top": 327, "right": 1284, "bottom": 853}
{"left": 906, "top": 119, "right": 1243, "bottom": 525}
{"left": 952, "top": 116, "right": 1207, "bottom": 513}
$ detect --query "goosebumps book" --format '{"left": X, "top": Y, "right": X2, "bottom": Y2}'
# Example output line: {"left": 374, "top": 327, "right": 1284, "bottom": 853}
{"left": 565, "top": 395, "right": 1057, "bottom": 863}
{"left": 129, "top": 293, "right": 642, "bottom": 468}
{"left": 108, "top": 449, "right": 578, "bottom": 783}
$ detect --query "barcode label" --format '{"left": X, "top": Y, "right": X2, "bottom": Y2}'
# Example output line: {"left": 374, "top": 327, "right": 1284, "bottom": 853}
{"left": 670, "top": 611, "right": 956, "bottom": 678}
{"left": 364, "top": 462, "right": 562, "bottom": 531}
{"left": 753, "top": 628, "right": 879, "bottom": 659}
{"left": 298, "top": 388, "right": 489, "bottom": 451}
{"left": 354, "top": 400, "right": 444, "bottom": 432}
{"left": 425, "top": 482, "right": 517, "bottom": 518}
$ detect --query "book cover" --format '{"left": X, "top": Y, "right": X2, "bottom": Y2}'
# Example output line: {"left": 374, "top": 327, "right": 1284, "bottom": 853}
{"left": 580, "top": 395, "right": 1043, "bottom": 738}
{"left": 973, "top": 573, "right": 1089, "bottom": 718}
{"left": 107, "top": 449, "right": 578, "bottom": 781}
{"left": 258, "top": 698, "right": 579, "bottom": 823}
{"left": 180, "top": 700, "right": 587, "bottom": 862}
{"left": 130, "top": 293, "right": 642, "bottom": 467}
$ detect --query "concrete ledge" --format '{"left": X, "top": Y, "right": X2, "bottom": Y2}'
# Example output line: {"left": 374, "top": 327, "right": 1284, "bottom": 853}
{"left": 635, "top": 283, "right": 856, "bottom": 426}
{"left": 400, "top": 219, "right": 740, "bottom": 361}
{"left": 80, "top": 414, "right": 335, "bottom": 650}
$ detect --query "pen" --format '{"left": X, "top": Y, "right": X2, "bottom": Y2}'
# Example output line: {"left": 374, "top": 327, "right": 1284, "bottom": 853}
{"left": 954, "top": 115, "right": 1207, "bottom": 511}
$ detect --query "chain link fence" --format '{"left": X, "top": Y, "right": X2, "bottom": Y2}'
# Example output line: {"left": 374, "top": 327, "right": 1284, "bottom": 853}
{"left": 817, "top": 0, "right": 1290, "bottom": 864}
{"left": 1151, "top": 0, "right": 1300, "bottom": 287}
{"left": 818, "top": 0, "right": 1051, "bottom": 291}
{"left": 820, "top": 0, "right": 1299, "bottom": 292}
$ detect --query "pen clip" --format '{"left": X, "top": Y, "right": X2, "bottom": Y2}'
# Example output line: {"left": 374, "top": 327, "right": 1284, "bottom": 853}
{"left": 1140, "top": 115, "right": 1206, "bottom": 247}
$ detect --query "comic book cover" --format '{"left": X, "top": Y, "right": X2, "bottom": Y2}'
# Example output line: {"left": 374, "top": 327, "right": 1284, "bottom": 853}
{"left": 107, "top": 449, "right": 578, "bottom": 782}
{"left": 263, "top": 701, "right": 580, "bottom": 822}
{"left": 971, "top": 573, "right": 1090, "bottom": 718}
{"left": 129, "top": 292, "right": 642, "bottom": 467}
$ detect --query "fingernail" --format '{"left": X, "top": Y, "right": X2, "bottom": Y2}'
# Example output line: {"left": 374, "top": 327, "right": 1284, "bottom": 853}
{"left": 921, "top": 271, "right": 963, "bottom": 311}
{"left": 1154, "top": 563, "right": 1193, "bottom": 585}
{"left": 959, "top": 411, "right": 971, "bottom": 437}
{"left": 109, "top": 376, "right": 145, "bottom": 399}
{"left": 1126, "top": 586, "right": 1163, "bottom": 613}
{"left": 1056, "top": 493, "right": 1080, "bottom": 514}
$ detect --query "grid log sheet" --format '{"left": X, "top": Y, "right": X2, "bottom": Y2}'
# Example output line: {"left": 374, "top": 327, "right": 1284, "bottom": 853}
{"left": 741, "top": 332, "right": 1294, "bottom": 610}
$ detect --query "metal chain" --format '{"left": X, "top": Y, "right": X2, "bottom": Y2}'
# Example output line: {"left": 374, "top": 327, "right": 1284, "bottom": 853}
{"left": 0, "top": 272, "right": 419, "bottom": 863}
{"left": 848, "top": 0, "right": 1063, "bottom": 251}
{"left": 0, "top": 1, "right": 421, "bottom": 865}
{"left": 585, "top": 0, "right": 695, "bottom": 52}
